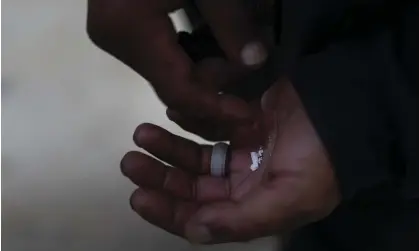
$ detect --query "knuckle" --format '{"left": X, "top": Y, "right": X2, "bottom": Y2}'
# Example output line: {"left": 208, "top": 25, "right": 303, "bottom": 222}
{"left": 157, "top": 88, "right": 201, "bottom": 116}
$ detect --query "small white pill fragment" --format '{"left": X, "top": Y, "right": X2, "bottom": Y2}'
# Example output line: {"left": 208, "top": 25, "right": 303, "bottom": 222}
{"left": 250, "top": 152, "right": 260, "bottom": 171}
{"left": 250, "top": 146, "right": 265, "bottom": 171}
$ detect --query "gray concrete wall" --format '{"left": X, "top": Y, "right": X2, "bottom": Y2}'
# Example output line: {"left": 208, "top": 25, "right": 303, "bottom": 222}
{"left": 1, "top": 1, "right": 274, "bottom": 250}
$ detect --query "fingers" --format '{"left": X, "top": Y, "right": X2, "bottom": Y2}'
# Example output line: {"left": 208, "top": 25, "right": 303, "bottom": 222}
{"left": 175, "top": 86, "right": 253, "bottom": 123}
{"left": 133, "top": 123, "right": 211, "bottom": 174}
{"left": 121, "top": 151, "right": 230, "bottom": 202}
{"left": 193, "top": 58, "right": 246, "bottom": 91}
{"left": 195, "top": 0, "right": 268, "bottom": 67}
{"left": 127, "top": 123, "right": 234, "bottom": 202}
{"left": 166, "top": 108, "right": 267, "bottom": 149}
{"left": 121, "top": 151, "right": 194, "bottom": 199}
{"left": 184, "top": 184, "right": 303, "bottom": 244}
{"left": 128, "top": 185, "right": 287, "bottom": 244}
{"left": 177, "top": 26, "right": 225, "bottom": 62}
{"left": 87, "top": 0, "right": 252, "bottom": 123}
{"left": 166, "top": 109, "right": 230, "bottom": 141}
{"left": 87, "top": 0, "right": 190, "bottom": 87}
{"left": 129, "top": 187, "right": 284, "bottom": 244}
{"left": 129, "top": 188, "right": 199, "bottom": 237}
{"left": 124, "top": 125, "right": 320, "bottom": 244}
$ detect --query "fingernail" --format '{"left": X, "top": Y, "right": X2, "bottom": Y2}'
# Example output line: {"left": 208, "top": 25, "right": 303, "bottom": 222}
{"left": 185, "top": 225, "right": 212, "bottom": 244}
{"left": 241, "top": 41, "right": 267, "bottom": 66}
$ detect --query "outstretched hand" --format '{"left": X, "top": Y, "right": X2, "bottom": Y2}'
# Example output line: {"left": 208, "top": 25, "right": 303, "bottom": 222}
{"left": 121, "top": 79, "right": 341, "bottom": 244}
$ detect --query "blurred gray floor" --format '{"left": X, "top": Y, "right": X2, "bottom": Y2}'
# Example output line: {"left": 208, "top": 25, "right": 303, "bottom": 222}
{"left": 1, "top": 1, "right": 275, "bottom": 250}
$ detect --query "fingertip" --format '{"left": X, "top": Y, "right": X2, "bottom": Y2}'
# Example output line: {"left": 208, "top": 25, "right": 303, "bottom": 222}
{"left": 240, "top": 41, "right": 268, "bottom": 67}
{"left": 130, "top": 187, "right": 148, "bottom": 212}
{"left": 133, "top": 123, "right": 161, "bottom": 147}
{"left": 120, "top": 151, "right": 139, "bottom": 178}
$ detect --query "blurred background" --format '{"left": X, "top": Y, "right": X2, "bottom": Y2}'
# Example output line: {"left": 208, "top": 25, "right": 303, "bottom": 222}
{"left": 1, "top": 0, "right": 274, "bottom": 250}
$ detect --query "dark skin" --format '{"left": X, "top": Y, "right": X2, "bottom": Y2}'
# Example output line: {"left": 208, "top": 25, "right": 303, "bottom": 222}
{"left": 87, "top": 0, "right": 273, "bottom": 125}
{"left": 121, "top": 78, "right": 341, "bottom": 243}
{"left": 88, "top": 0, "right": 341, "bottom": 244}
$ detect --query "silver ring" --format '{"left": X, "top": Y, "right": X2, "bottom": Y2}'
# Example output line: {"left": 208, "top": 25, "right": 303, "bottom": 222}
{"left": 210, "top": 142, "right": 229, "bottom": 177}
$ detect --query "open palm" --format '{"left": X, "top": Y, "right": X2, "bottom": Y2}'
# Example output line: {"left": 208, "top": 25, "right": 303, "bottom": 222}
{"left": 120, "top": 113, "right": 270, "bottom": 240}
{"left": 121, "top": 80, "right": 341, "bottom": 244}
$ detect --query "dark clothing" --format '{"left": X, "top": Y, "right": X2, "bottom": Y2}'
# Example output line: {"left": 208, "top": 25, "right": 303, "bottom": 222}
{"left": 279, "top": 0, "right": 419, "bottom": 202}
{"left": 179, "top": 0, "right": 419, "bottom": 250}
{"left": 283, "top": 201, "right": 419, "bottom": 251}
{"left": 278, "top": 1, "right": 419, "bottom": 250}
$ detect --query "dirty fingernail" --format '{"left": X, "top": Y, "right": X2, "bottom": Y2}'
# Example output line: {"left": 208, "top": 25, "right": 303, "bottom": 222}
{"left": 241, "top": 41, "right": 267, "bottom": 66}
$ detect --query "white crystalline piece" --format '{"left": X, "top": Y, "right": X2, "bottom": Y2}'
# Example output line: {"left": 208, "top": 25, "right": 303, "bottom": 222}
{"left": 250, "top": 146, "right": 265, "bottom": 171}
{"left": 250, "top": 152, "right": 260, "bottom": 171}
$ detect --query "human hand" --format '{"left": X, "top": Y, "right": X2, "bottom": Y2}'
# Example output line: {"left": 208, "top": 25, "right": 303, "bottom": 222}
{"left": 121, "top": 79, "right": 341, "bottom": 243}
{"left": 87, "top": 0, "right": 273, "bottom": 124}
{"left": 170, "top": 1, "right": 277, "bottom": 141}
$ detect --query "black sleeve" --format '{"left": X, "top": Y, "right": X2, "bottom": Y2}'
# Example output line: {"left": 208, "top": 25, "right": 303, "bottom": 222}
{"left": 287, "top": 1, "right": 419, "bottom": 200}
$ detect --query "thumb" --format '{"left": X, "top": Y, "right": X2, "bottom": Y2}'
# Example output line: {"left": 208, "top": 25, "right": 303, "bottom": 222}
{"left": 261, "top": 77, "right": 295, "bottom": 113}
{"left": 196, "top": 0, "right": 269, "bottom": 67}
{"left": 184, "top": 185, "right": 298, "bottom": 244}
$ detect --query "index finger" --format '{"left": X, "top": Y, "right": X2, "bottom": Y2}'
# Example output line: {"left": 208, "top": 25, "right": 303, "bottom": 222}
{"left": 87, "top": 0, "right": 252, "bottom": 122}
